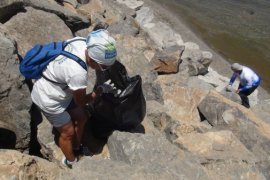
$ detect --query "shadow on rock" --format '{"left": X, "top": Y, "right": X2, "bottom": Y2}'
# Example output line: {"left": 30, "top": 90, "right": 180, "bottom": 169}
{"left": 0, "top": 128, "right": 16, "bottom": 149}
{"left": 29, "top": 103, "right": 43, "bottom": 157}
{"left": 82, "top": 119, "right": 145, "bottom": 156}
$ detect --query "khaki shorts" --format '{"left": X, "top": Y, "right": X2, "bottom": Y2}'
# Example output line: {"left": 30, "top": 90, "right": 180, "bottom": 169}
{"left": 42, "top": 110, "right": 71, "bottom": 128}
{"left": 41, "top": 99, "right": 77, "bottom": 128}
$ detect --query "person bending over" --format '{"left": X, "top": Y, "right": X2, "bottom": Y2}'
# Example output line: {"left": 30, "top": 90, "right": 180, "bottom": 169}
{"left": 31, "top": 29, "right": 117, "bottom": 168}
{"left": 227, "top": 63, "right": 261, "bottom": 108}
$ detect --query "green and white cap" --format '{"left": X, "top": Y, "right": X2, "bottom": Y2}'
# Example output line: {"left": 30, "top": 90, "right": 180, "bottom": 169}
{"left": 86, "top": 29, "right": 117, "bottom": 66}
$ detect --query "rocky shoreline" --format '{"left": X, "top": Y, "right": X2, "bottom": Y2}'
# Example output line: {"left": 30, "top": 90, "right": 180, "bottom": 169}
{"left": 1, "top": 0, "right": 270, "bottom": 179}
{"left": 142, "top": 0, "right": 270, "bottom": 100}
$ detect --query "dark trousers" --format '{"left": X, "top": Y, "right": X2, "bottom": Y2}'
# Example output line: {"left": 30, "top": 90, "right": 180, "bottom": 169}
{"left": 238, "top": 84, "right": 258, "bottom": 108}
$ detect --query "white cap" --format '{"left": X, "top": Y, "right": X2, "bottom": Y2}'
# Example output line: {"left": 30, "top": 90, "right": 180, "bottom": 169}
{"left": 231, "top": 63, "right": 243, "bottom": 71}
{"left": 86, "top": 29, "right": 117, "bottom": 66}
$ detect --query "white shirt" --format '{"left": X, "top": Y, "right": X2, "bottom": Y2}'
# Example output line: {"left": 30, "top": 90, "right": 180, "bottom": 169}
{"left": 31, "top": 37, "right": 88, "bottom": 114}
{"left": 239, "top": 67, "right": 259, "bottom": 86}
{"left": 229, "top": 66, "right": 260, "bottom": 92}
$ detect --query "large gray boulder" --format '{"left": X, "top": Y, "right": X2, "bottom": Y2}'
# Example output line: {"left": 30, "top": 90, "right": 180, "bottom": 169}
{"left": 156, "top": 75, "right": 210, "bottom": 132}
{"left": 62, "top": 157, "right": 196, "bottom": 180}
{"left": 114, "top": 34, "right": 160, "bottom": 103}
{"left": 252, "top": 100, "right": 270, "bottom": 124}
{"left": 61, "top": 130, "right": 209, "bottom": 179}
{"left": 198, "top": 91, "right": 270, "bottom": 178}
{"left": 143, "top": 22, "right": 184, "bottom": 50}
{"left": 0, "top": 25, "right": 31, "bottom": 150}
{"left": 77, "top": 0, "right": 89, "bottom": 4}
{"left": 97, "top": 0, "right": 138, "bottom": 36}
{"left": 135, "top": 6, "right": 154, "bottom": 27}
{"left": 187, "top": 76, "right": 214, "bottom": 90}
{"left": 116, "top": 0, "right": 144, "bottom": 11}
{"left": 181, "top": 49, "right": 213, "bottom": 76}
{"left": 175, "top": 130, "right": 265, "bottom": 179}
{"left": 37, "top": 115, "right": 63, "bottom": 162}
{"left": 142, "top": 82, "right": 163, "bottom": 103}
{"left": 0, "top": 0, "right": 87, "bottom": 32}
{"left": 4, "top": 7, "right": 73, "bottom": 56}
{"left": 24, "top": 0, "right": 90, "bottom": 31}
{"left": 114, "top": 34, "right": 157, "bottom": 82}
{"left": 107, "top": 131, "right": 209, "bottom": 179}
{"left": 0, "top": 0, "right": 24, "bottom": 23}
{"left": 63, "top": 0, "right": 78, "bottom": 8}
{"left": 107, "top": 15, "right": 139, "bottom": 36}
{"left": 0, "top": 150, "right": 62, "bottom": 179}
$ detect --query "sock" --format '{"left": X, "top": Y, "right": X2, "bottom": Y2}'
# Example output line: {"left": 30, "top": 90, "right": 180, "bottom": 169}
{"left": 66, "top": 157, "right": 78, "bottom": 165}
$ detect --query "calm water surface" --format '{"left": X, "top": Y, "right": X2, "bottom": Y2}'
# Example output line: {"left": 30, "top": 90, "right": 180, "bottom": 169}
{"left": 153, "top": 0, "right": 270, "bottom": 91}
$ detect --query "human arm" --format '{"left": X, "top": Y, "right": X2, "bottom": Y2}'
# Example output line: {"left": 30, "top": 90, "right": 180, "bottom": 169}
{"left": 68, "top": 73, "right": 101, "bottom": 106}
{"left": 229, "top": 73, "right": 237, "bottom": 86}
{"left": 238, "top": 84, "right": 252, "bottom": 93}
{"left": 226, "top": 73, "right": 237, "bottom": 92}
{"left": 72, "top": 88, "right": 101, "bottom": 107}
{"left": 72, "top": 79, "right": 119, "bottom": 106}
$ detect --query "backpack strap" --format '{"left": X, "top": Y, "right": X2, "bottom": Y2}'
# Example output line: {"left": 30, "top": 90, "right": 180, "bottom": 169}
{"left": 62, "top": 38, "right": 87, "bottom": 71}
{"left": 41, "top": 38, "right": 87, "bottom": 88}
{"left": 61, "top": 51, "right": 87, "bottom": 71}
{"left": 41, "top": 74, "right": 68, "bottom": 85}
{"left": 63, "top": 38, "right": 86, "bottom": 48}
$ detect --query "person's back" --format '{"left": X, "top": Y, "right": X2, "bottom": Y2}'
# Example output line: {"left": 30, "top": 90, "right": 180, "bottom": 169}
{"left": 239, "top": 66, "right": 260, "bottom": 88}
{"left": 227, "top": 62, "right": 261, "bottom": 108}
{"left": 31, "top": 37, "right": 88, "bottom": 114}
{"left": 28, "top": 29, "right": 119, "bottom": 168}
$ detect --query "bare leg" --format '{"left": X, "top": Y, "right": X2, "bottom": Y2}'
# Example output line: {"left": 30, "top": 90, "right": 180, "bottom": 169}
{"left": 57, "top": 121, "right": 76, "bottom": 161}
{"left": 68, "top": 106, "right": 88, "bottom": 148}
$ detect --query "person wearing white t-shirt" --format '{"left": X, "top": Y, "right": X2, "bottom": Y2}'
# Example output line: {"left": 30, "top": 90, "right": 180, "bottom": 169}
{"left": 31, "top": 29, "right": 117, "bottom": 168}
{"left": 226, "top": 63, "right": 261, "bottom": 108}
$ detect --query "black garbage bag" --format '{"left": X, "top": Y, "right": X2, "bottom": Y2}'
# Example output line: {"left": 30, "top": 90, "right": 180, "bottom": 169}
{"left": 90, "top": 61, "right": 146, "bottom": 137}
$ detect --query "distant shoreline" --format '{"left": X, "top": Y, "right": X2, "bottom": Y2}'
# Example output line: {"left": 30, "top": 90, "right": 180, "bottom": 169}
{"left": 141, "top": 0, "right": 270, "bottom": 100}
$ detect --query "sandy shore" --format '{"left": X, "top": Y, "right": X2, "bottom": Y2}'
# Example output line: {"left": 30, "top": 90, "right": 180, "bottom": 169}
{"left": 141, "top": 0, "right": 270, "bottom": 100}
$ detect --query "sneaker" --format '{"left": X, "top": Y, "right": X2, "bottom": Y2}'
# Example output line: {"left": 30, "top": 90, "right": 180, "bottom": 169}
{"left": 73, "top": 145, "right": 92, "bottom": 157}
{"left": 82, "top": 146, "right": 92, "bottom": 156}
{"left": 61, "top": 157, "right": 77, "bottom": 169}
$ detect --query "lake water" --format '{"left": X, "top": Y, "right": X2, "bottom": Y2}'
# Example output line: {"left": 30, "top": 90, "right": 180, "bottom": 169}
{"left": 153, "top": 0, "right": 270, "bottom": 91}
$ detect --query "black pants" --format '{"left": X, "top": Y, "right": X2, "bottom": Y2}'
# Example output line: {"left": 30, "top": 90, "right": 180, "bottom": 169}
{"left": 238, "top": 84, "right": 258, "bottom": 108}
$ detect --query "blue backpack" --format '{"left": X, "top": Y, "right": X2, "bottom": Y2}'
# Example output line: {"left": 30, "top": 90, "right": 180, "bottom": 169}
{"left": 19, "top": 38, "right": 87, "bottom": 80}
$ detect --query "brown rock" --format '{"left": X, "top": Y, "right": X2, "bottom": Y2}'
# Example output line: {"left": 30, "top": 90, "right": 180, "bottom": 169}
{"left": 150, "top": 45, "right": 184, "bottom": 74}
